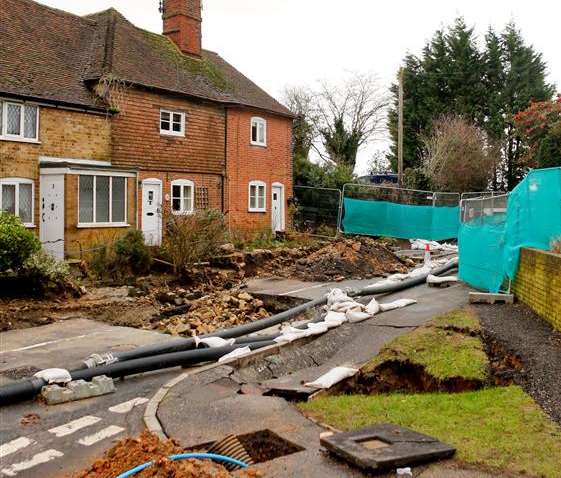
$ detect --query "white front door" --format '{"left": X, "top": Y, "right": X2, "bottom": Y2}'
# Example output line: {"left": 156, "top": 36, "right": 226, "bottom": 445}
{"left": 142, "top": 180, "right": 162, "bottom": 246}
{"left": 40, "top": 174, "right": 65, "bottom": 259}
{"left": 272, "top": 184, "right": 284, "bottom": 232}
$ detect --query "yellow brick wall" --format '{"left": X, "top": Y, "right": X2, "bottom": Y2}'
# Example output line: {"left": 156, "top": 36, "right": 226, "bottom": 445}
{"left": 0, "top": 105, "right": 112, "bottom": 227}
{"left": 513, "top": 248, "right": 561, "bottom": 332}
{"left": 64, "top": 174, "right": 136, "bottom": 259}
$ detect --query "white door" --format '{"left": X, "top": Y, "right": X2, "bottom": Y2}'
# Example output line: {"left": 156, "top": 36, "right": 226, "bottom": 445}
{"left": 40, "top": 174, "right": 65, "bottom": 259}
{"left": 272, "top": 184, "right": 284, "bottom": 232}
{"left": 142, "top": 180, "right": 162, "bottom": 246}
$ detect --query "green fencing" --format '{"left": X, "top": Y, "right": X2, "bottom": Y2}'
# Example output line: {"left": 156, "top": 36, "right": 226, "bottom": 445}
{"left": 341, "top": 185, "right": 460, "bottom": 241}
{"left": 459, "top": 168, "right": 561, "bottom": 292}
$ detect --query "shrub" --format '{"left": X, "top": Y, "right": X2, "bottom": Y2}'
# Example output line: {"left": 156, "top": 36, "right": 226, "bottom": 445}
{"left": 0, "top": 213, "right": 41, "bottom": 272}
{"left": 21, "top": 250, "right": 80, "bottom": 295}
{"left": 551, "top": 237, "right": 561, "bottom": 254}
{"left": 162, "top": 209, "right": 226, "bottom": 277}
{"left": 89, "top": 230, "right": 152, "bottom": 280}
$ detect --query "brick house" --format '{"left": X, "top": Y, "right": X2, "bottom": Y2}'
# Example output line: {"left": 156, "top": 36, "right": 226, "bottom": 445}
{"left": 0, "top": 0, "right": 294, "bottom": 258}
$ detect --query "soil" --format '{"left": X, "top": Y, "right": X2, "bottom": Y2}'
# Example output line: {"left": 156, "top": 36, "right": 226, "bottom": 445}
{"left": 284, "top": 237, "right": 409, "bottom": 282}
{"left": 74, "top": 431, "right": 261, "bottom": 478}
{"left": 476, "top": 303, "right": 561, "bottom": 425}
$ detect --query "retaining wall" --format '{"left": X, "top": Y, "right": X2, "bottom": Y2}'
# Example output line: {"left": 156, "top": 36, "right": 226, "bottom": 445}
{"left": 513, "top": 248, "right": 561, "bottom": 332}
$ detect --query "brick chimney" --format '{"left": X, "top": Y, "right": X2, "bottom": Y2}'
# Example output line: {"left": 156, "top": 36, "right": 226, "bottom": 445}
{"left": 161, "top": 0, "right": 202, "bottom": 58}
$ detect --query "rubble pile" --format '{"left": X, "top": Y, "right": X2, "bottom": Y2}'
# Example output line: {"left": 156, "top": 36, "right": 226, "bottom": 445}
{"left": 74, "top": 431, "right": 261, "bottom": 478}
{"left": 287, "top": 237, "right": 409, "bottom": 282}
{"left": 156, "top": 290, "right": 270, "bottom": 336}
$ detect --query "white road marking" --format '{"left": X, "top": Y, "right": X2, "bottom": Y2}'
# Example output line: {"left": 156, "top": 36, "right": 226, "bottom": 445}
{"left": 109, "top": 397, "right": 149, "bottom": 414}
{"left": 0, "top": 437, "right": 36, "bottom": 460}
{"left": 78, "top": 426, "right": 125, "bottom": 446}
{"left": 279, "top": 283, "right": 329, "bottom": 296}
{"left": 48, "top": 416, "right": 101, "bottom": 437}
{"left": 0, "top": 332, "right": 104, "bottom": 355}
{"left": 1, "top": 449, "right": 63, "bottom": 476}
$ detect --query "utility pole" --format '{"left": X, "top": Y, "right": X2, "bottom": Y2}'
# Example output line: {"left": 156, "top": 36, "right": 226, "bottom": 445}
{"left": 398, "top": 67, "right": 404, "bottom": 188}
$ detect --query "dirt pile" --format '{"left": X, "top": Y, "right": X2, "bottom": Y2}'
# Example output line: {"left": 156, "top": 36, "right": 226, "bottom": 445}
{"left": 74, "top": 431, "right": 261, "bottom": 478}
{"left": 157, "top": 290, "right": 270, "bottom": 336}
{"left": 286, "top": 237, "right": 408, "bottom": 282}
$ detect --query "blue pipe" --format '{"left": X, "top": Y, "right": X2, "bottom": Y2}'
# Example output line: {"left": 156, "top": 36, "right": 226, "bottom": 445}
{"left": 114, "top": 452, "right": 248, "bottom": 478}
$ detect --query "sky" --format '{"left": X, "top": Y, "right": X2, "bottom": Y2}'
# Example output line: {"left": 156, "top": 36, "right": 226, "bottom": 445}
{"left": 37, "top": 0, "right": 561, "bottom": 174}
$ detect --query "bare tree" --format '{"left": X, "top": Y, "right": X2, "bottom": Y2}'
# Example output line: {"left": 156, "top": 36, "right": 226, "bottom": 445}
{"left": 282, "top": 86, "right": 317, "bottom": 159}
{"left": 423, "top": 115, "right": 497, "bottom": 193}
{"left": 314, "top": 73, "right": 389, "bottom": 169}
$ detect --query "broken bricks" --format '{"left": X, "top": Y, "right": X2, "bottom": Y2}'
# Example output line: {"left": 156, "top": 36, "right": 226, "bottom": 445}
{"left": 320, "top": 423, "right": 455, "bottom": 472}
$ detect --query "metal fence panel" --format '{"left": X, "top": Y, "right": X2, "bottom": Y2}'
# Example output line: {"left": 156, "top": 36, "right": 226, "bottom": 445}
{"left": 292, "top": 186, "right": 342, "bottom": 237}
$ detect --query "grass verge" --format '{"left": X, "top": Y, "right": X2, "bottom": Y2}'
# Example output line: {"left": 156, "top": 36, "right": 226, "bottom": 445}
{"left": 301, "top": 386, "right": 561, "bottom": 477}
{"left": 364, "top": 308, "right": 488, "bottom": 383}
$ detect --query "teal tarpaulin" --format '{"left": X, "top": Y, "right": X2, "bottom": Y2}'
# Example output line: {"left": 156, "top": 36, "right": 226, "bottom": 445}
{"left": 459, "top": 168, "right": 561, "bottom": 293}
{"left": 342, "top": 198, "right": 460, "bottom": 241}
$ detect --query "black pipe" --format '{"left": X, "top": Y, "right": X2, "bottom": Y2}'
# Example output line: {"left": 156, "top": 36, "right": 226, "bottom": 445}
{"left": 0, "top": 341, "right": 274, "bottom": 406}
{"left": 106, "top": 258, "right": 458, "bottom": 364}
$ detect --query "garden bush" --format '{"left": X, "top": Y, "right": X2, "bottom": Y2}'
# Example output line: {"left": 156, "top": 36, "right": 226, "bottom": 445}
{"left": 21, "top": 250, "right": 81, "bottom": 296}
{"left": 162, "top": 209, "right": 226, "bottom": 277}
{"left": 0, "top": 213, "right": 41, "bottom": 272}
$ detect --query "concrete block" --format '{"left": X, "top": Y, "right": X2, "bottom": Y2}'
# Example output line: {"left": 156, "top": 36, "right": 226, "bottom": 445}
{"left": 41, "top": 375, "right": 115, "bottom": 405}
{"left": 469, "top": 292, "right": 514, "bottom": 304}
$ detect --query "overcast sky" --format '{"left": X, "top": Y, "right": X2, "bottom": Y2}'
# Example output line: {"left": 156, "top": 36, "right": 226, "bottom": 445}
{"left": 38, "top": 0, "right": 560, "bottom": 173}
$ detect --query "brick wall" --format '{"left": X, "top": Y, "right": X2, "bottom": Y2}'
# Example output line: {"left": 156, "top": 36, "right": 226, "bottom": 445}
{"left": 225, "top": 108, "right": 293, "bottom": 232}
{"left": 513, "top": 248, "right": 561, "bottom": 332}
{"left": 0, "top": 105, "right": 111, "bottom": 227}
{"left": 111, "top": 89, "right": 225, "bottom": 175}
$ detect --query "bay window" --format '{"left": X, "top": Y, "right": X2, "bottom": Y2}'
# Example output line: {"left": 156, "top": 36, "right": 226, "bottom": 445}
{"left": 78, "top": 175, "right": 127, "bottom": 226}
{"left": 0, "top": 178, "right": 34, "bottom": 226}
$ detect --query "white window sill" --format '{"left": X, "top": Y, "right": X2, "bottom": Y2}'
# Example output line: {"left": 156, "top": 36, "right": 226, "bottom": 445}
{"left": 171, "top": 210, "right": 194, "bottom": 216}
{"left": 0, "top": 136, "right": 40, "bottom": 144}
{"left": 24, "top": 224, "right": 36, "bottom": 228}
{"left": 250, "top": 141, "right": 267, "bottom": 148}
{"left": 77, "top": 223, "right": 130, "bottom": 229}
{"left": 248, "top": 209, "right": 266, "bottom": 213}
{"left": 160, "top": 131, "right": 185, "bottom": 138}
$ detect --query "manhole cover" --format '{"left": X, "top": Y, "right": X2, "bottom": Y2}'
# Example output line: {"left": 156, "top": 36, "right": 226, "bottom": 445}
{"left": 0, "top": 365, "right": 41, "bottom": 380}
{"left": 321, "top": 423, "right": 455, "bottom": 472}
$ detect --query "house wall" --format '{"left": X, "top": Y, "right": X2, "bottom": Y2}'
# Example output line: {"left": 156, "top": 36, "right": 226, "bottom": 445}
{"left": 225, "top": 108, "right": 293, "bottom": 233}
{"left": 0, "top": 104, "right": 111, "bottom": 229}
{"left": 64, "top": 174, "right": 137, "bottom": 259}
{"left": 110, "top": 88, "right": 226, "bottom": 175}
{"left": 513, "top": 248, "right": 561, "bottom": 332}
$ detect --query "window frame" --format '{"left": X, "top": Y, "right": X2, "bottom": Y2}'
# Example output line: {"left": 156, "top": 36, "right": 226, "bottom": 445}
{"left": 0, "top": 178, "right": 35, "bottom": 227}
{"left": 248, "top": 180, "right": 267, "bottom": 213}
{"left": 170, "top": 179, "right": 195, "bottom": 215}
{"left": 250, "top": 117, "right": 267, "bottom": 147}
{"left": 0, "top": 100, "right": 40, "bottom": 143}
{"left": 160, "top": 109, "right": 186, "bottom": 137}
{"left": 77, "top": 174, "right": 128, "bottom": 228}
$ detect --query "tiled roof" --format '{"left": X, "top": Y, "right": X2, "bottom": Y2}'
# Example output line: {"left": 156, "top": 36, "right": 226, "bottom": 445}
{"left": 0, "top": 0, "right": 293, "bottom": 117}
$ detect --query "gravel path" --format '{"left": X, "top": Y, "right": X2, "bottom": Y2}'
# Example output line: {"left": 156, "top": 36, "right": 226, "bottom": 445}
{"left": 476, "top": 303, "right": 561, "bottom": 425}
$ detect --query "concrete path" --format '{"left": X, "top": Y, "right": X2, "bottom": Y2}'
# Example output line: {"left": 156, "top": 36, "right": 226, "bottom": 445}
{"left": 157, "top": 283, "right": 481, "bottom": 477}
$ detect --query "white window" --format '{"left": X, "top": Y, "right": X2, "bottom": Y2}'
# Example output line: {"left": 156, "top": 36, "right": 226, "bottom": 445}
{"left": 171, "top": 179, "right": 194, "bottom": 214}
{"left": 0, "top": 101, "right": 39, "bottom": 142}
{"left": 250, "top": 117, "right": 267, "bottom": 146}
{"left": 0, "top": 178, "right": 34, "bottom": 226}
{"left": 160, "top": 109, "right": 186, "bottom": 137}
{"left": 78, "top": 175, "right": 127, "bottom": 226}
{"left": 248, "top": 181, "right": 266, "bottom": 212}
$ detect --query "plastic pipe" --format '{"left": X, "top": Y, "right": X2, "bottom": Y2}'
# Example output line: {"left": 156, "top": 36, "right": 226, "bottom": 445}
{"left": 0, "top": 341, "right": 274, "bottom": 406}
{"left": 104, "top": 258, "right": 458, "bottom": 364}
{"left": 114, "top": 452, "right": 248, "bottom": 478}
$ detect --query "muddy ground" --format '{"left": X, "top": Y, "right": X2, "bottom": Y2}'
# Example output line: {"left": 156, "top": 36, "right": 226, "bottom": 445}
{"left": 476, "top": 303, "right": 561, "bottom": 425}
{"left": 0, "top": 237, "right": 410, "bottom": 333}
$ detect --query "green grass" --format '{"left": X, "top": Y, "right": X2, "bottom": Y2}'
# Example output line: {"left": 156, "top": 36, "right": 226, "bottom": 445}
{"left": 301, "top": 386, "right": 561, "bottom": 477}
{"left": 365, "top": 309, "right": 489, "bottom": 382}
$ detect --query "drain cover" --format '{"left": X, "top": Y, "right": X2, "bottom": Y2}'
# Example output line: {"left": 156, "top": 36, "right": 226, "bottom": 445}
{"left": 320, "top": 423, "right": 455, "bottom": 472}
